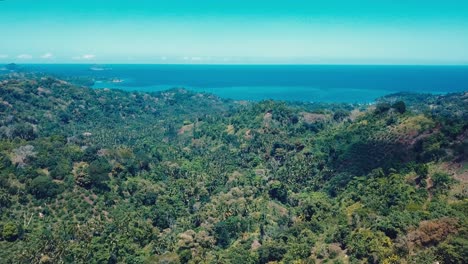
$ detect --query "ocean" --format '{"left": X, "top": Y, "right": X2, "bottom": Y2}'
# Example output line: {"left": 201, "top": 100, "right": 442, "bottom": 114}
{"left": 14, "top": 64, "right": 468, "bottom": 103}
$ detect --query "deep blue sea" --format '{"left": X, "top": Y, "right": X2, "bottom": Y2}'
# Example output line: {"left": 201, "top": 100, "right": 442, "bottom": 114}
{"left": 11, "top": 64, "right": 468, "bottom": 103}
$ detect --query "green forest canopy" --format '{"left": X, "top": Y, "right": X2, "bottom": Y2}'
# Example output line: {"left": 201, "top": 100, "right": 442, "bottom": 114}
{"left": 0, "top": 73, "right": 466, "bottom": 263}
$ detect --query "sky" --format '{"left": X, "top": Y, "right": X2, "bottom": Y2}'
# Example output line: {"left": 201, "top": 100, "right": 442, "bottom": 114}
{"left": 0, "top": 0, "right": 468, "bottom": 64}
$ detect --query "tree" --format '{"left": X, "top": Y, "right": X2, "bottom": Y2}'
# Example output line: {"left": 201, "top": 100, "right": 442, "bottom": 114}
{"left": 74, "top": 162, "right": 92, "bottom": 188}
{"left": 27, "top": 176, "right": 61, "bottom": 199}
{"left": 375, "top": 102, "right": 391, "bottom": 114}
{"left": 258, "top": 244, "right": 287, "bottom": 264}
{"left": 50, "top": 159, "right": 72, "bottom": 180}
{"left": 2, "top": 222, "right": 20, "bottom": 241}
{"left": 214, "top": 217, "right": 248, "bottom": 248}
{"left": 214, "top": 222, "right": 231, "bottom": 248}
{"left": 88, "top": 159, "right": 111, "bottom": 190}
{"left": 413, "top": 163, "right": 428, "bottom": 178}
{"left": 268, "top": 181, "right": 288, "bottom": 203}
{"left": 0, "top": 189, "right": 12, "bottom": 208}
{"left": 299, "top": 192, "right": 332, "bottom": 221}
{"left": 12, "top": 123, "right": 37, "bottom": 140}
{"left": 152, "top": 202, "right": 177, "bottom": 229}
{"left": 346, "top": 229, "right": 393, "bottom": 263}
{"left": 431, "top": 172, "right": 453, "bottom": 194}
{"left": 436, "top": 236, "right": 468, "bottom": 264}
{"left": 333, "top": 109, "right": 350, "bottom": 121}
{"left": 392, "top": 101, "right": 406, "bottom": 114}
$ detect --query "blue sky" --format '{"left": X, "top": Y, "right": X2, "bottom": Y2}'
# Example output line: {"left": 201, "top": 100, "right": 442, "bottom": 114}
{"left": 1, "top": 0, "right": 468, "bottom": 64}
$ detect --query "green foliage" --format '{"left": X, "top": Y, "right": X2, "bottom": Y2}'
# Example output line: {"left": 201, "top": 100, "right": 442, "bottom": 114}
{"left": 0, "top": 189, "right": 12, "bottom": 208}
{"left": 50, "top": 159, "right": 72, "bottom": 180}
{"left": 392, "top": 101, "right": 406, "bottom": 114}
{"left": 435, "top": 234, "right": 468, "bottom": 264}
{"left": 27, "top": 175, "right": 61, "bottom": 199}
{"left": 88, "top": 159, "right": 111, "bottom": 190}
{"left": 214, "top": 216, "right": 249, "bottom": 248}
{"left": 432, "top": 172, "right": 453, "bottom": 194}
{"left": 413, "top": 163, "right": 429, "bottom": 178}
{"left": 333, "top": 109, "right": 350, "bottom": 121}
{"left": 1, "top": 222, "right": 20, "bottom": 241}
{"left": 0, "top": 74, "right": 466, "bottom": 263}
{"left": 298, "top": 192, "right": 332, "bottom": 222}
{"left": 346, "top": 229, "right": 393, "bottom": 262}
{"left": 268, "top": 181, "right": 288, "bottom": 203}
{"left": 74, "top": 162, "right": 92, "bottom": 187}
{"left": 11, "top": 123, "right": 37, "bottom": 140}
{"left": 375, "top": 102, "right": 391, "bottom": 114}
{"left": 258, "top": 243, "right": 287, "bottom": 264}
{"left": 221, "top": 245, "right": 258, "bottom": 263}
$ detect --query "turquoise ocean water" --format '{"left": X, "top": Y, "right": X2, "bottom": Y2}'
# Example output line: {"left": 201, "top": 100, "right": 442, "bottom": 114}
{"left": 14, "top": 64, "right": 468, "bottom": 103}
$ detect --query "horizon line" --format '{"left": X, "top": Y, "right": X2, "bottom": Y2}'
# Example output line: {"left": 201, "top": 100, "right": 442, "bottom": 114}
{"left": 2, "top": 62, "right": 468, "bottom": 67}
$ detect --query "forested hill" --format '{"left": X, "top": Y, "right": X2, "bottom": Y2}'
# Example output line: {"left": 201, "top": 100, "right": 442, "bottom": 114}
{"left": 0, "top": 74, "right": 467, "bottom": 264}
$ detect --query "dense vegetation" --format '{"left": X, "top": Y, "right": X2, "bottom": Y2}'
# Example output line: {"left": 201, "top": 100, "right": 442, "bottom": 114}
{"left": 0, "top": 73, "right": 466, "bottom": 263}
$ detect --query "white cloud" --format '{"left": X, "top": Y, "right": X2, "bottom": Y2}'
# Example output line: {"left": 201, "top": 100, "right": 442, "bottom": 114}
{"left": 72, "top": 54, "right": 96, "bottom": 60}
{"left": 17, "top": 54, "right": 33, "bottom": 59}
{"left": 40, "top": 52, "right": 54, "bottom": 59}
{"left": 182, "top": 56, "right": 204, "bottom": 61}
{"left": 0, "top": 54, "right": 8, "bottom": 59}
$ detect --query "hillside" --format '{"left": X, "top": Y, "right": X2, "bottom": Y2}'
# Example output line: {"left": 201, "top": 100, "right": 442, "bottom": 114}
{"left": 0, "top": 74, "right": 467, "bottom": 264}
